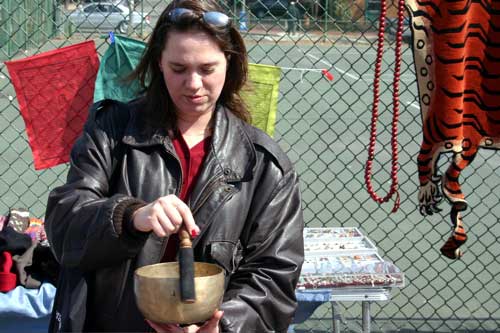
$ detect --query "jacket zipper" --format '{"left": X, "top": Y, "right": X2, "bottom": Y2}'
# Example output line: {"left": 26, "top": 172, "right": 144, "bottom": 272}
{"left": 157, "top": 148, "right": 183, "bottom": 262}
{"left": 158, "top": 149, "right": 231, "bottom": 258}
{"left": 189, "top": 174, "right": 225, "bottom": 215}
{"left": 190, "top": 174, "right": 238, "bottom": 250}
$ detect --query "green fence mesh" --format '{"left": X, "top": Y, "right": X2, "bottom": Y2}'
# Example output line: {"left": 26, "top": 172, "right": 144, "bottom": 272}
{"left": 1, "top": 0, "right": 500, "bottom": 332}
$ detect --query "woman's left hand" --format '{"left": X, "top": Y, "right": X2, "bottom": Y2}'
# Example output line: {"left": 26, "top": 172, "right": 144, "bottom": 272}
{"left": 146, "top": 310, "right": 224, "bottom": 333}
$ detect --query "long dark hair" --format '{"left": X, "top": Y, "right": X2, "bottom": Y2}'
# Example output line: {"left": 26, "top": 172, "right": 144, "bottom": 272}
{"left": 131, "top": 0, "right": 250, "bottom": 128}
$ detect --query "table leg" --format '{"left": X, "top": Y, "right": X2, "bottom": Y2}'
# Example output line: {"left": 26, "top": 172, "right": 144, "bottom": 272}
{"left": 331, "top": 302, "right": 340, "bottom": 333}
{"left": 362, "top": 301, "right": 371, "bottom": 333}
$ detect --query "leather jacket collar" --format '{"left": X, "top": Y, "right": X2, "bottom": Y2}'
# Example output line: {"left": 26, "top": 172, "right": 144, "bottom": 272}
{"left": 121, "top": 103, "right": 256, "bottom": 182}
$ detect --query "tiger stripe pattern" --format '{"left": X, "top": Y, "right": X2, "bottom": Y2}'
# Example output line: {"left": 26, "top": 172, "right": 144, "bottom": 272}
{"left": 407, "top": 0, "right": 500, "bottom": 259}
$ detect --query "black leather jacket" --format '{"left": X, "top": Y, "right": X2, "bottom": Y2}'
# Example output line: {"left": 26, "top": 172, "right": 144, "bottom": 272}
{"left": 45, "top": 99, "right": 304, "bottom": 333}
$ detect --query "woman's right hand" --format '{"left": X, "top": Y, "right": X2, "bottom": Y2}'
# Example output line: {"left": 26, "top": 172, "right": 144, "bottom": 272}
{"left": 132, "top": 194, "right": 200, "bottom": 238}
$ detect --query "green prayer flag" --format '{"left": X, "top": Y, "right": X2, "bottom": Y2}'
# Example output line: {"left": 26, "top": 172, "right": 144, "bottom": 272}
{"left": 241, "top": 63, "right": 280, "bottom": 137}
{"left": 94, "top": 35, "right": 280, "bottom": 136}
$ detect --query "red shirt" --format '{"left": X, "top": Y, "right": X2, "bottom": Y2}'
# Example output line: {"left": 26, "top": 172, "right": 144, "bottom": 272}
{"left": 162, "top": 133, "right": 211, "bottom": 262}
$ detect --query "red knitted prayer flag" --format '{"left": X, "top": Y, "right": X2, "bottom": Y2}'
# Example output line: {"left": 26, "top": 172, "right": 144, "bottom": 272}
{"left": 5, "top": 41, "right": 99, "bottom": 170}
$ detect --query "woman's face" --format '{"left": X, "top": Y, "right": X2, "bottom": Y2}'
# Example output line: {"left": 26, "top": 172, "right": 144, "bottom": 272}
{"left": 159, "top": 29, "right": 228, "bottom": 118}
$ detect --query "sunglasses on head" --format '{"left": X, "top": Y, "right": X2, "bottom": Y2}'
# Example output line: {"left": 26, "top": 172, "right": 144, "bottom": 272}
{"left": 167, "top": 8, "right": 230, "bottom": 28}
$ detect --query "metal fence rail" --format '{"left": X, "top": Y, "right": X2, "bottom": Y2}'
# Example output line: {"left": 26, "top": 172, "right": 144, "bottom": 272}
{"left": 1, "top": 1, "right": 500, "bottom": 332}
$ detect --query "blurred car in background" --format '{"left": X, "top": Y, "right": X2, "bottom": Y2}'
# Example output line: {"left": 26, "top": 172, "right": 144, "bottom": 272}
{"left": 82, "top": 0, "right": 130, "bottom": 5}
{"left": 249, "top": 0, "right": 290, "bottom": 18}
{"left": 69, "top": 3, "right": 150, "bottom": 33}
{"left": 386, "top": 17, "right": 412, "bottom": 43}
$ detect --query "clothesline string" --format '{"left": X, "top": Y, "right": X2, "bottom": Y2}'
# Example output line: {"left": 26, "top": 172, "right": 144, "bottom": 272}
{"left": 101, "top": 33, "right": 334, "bottom": 81}
{"left": 280, "top": 66, "right": 323, "bottom": 72}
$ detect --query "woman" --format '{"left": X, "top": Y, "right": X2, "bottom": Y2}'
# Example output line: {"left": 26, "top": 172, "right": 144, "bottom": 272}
{"left": 45, "top": 0, "right": 304, "bottom": 332}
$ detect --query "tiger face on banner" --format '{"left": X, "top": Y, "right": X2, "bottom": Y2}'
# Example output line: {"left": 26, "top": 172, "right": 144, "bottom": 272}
{"left": 407, "top": 0, "right": 500, "bottom": 259}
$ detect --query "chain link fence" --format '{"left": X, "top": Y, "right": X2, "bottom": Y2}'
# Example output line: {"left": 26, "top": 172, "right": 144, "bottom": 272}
{"left": 1, "top": 0, "right": 500, "bottom": 332}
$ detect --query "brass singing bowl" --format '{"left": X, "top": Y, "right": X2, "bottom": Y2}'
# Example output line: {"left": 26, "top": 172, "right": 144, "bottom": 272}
{"left": 134, "top": 262, "right": 225, "bottom": 325}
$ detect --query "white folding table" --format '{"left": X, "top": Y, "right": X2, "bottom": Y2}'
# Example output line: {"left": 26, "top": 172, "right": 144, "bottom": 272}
{"left": 293, "top": 287, "right": 393, "bottom": 333}
{"left": 329, "top": 287, "right": 391, "bottom": 333}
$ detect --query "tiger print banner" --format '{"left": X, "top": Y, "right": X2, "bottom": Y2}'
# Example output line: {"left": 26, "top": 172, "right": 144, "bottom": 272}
{"left": 408, "top": 0, "right": 500, "bottom": 259}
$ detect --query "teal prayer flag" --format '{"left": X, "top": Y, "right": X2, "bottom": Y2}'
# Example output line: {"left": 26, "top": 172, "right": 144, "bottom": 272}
{"left": 94, "top": 35, "right": 145, "bottom": 103}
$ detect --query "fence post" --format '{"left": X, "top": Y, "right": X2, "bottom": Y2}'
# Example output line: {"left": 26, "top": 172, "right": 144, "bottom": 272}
{"left": 323, "top": 0, "right": 328, "bottom": 41}
{"left": 128, "top": 0, "right": 135, "bottom": 35}
{"left": 239, "top": 9, "right": 248, "bottom": 31}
